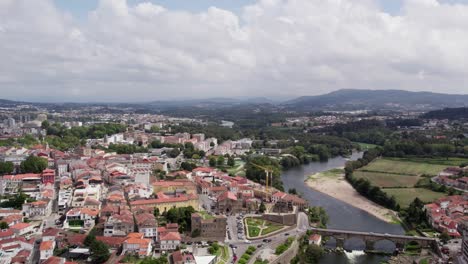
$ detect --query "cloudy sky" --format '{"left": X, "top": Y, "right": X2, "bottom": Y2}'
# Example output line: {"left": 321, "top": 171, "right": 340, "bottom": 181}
{"left": 1, "top": 0, "right": 468, "bottom": 102}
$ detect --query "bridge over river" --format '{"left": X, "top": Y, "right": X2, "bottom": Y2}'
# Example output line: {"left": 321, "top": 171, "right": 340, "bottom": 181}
{"left": 310, "top": 227, "right": 437, "bottom": 251}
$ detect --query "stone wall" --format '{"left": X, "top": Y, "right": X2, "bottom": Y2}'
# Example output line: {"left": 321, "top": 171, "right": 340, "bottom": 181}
{"left": 262, "top": 213, "right": 296, "bottom": 226}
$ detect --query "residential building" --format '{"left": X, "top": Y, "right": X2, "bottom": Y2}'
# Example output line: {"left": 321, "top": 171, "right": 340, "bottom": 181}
{"left": 122, "top": 233, "right": 152, "bottom": 257}
{"left": 39, "top": 240, "right": 55, "bottom": 261}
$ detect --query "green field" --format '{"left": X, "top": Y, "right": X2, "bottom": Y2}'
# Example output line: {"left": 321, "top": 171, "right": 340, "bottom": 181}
{"left": 245, "top": 217, "right": 284, "bottom": 238}
{"left": 354, "top": 171, "right": 421, "bottom": 188}
{"left": 383, "top": 188, "right": 446, "bottom": 208}
{"left": 353, "top": 142, "right": 379, "bottom": 150}
{"left": 387, "top": 157, "right": 468, "bottom": 167}
{"left": 227, "top": 160, "right": 246, "bottom": 176}
{"left": 360, "top": 158, "right": 448, "bottom": 176}
{"left": 262, "top": 224, "right": 283, "bottom": 235}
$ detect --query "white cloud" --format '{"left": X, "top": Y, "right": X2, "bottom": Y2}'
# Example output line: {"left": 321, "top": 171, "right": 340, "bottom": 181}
{"left": 0, "top": 0, "right": 468, "bottom": 102}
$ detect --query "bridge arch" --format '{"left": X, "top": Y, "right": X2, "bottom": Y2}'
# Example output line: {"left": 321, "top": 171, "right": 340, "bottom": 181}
{"left": 373, "top": 239, "right": 397, "bottom": 253}
{"left": 343, "top": 236, "right": 366, "bottom": 251}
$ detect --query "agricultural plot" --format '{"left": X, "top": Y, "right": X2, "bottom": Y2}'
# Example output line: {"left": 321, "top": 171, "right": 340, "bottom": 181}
{"left": 360, "top": 158, "right": 448, "bottom": 176}
{"left": 387, "top": 157, "right": 468, "bottom": 167}
{"left": 354, "top": 171, "right": 421, "bottom": 188}
{"left": 383, "top": 188, "right": 446, "bottom": 208}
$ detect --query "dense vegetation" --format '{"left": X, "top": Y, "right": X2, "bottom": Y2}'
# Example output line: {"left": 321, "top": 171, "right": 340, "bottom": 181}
{"left": 291, "top": 232, "right": 324, "bottom": 264}
{"left": 245, "top": 156, "right": 283, "bottom": 191}
{"left": 308, "top": 206, "right": 329, "bottom": 228}
{"left": 163, "top": 206, "right": 196, "bottom": 233}
{"left": 20, "top": 156, "right": 48, "bottom": 173}
{"left": 0, "top": 192, "right": 35, "bottom": 209}
{"left": 422, "top": 107, "right": 468, "bottom": 120}
{"left": 43, "top": 122, "right": 127, "bottom": 151}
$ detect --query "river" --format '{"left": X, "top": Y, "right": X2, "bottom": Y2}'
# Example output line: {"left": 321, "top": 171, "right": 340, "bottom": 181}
{"left": 280, "top": 152, "right": 405, "bottom": 264}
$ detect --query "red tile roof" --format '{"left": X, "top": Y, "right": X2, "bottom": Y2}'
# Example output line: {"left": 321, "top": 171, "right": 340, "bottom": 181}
{"left": 160, "top": 232, "right": 181, "bottom": 241}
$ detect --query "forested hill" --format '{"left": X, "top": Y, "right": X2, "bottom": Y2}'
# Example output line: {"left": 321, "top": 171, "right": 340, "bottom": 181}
{"left": 421, "top": 107, "right": 468, "bottom": 120}
{"left": 283, "top": 89, "right": 468, "bottom": 111}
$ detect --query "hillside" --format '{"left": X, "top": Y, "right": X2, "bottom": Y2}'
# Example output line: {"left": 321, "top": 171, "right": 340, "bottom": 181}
{"left": 283, "top": 89, "right": 468, "bottom": 111}
{"left": 421, "top": 107, "right": 468, "bottom": 120}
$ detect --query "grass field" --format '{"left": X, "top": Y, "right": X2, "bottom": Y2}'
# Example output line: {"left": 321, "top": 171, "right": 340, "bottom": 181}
{"left": 261, "top": 223, "right": 283, "bottom": 235}
{"left": 360, "top": 158, "right": 448, "bottom": 176}
{"left": 387, "top": 157, "right": 468, "bottom": 167}
{"left": 248, "top": 226, "right": 261, "bottom": 237}
{"left": 227, "top": 160, "right": 246, "bottom": 176}
{"left": 245, "top": 217, "right": 284, "bottom": 237}
{"left": 354, "top": 171, "right": 421, "bottom": 188}
{"left": 353, "top": 142, "right": 379, "bottom": 149}
{"left": 383, "top": 188, "right": 446, "bottom": 208}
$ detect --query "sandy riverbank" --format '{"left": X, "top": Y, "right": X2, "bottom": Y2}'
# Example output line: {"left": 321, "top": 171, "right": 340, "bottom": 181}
{"left": 305, "top": 168, "right": 398, "bottom": 223}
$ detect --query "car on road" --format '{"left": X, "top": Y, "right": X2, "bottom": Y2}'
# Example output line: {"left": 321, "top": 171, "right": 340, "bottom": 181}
{"left": 284, "top": 233, "right": 290, "bottom": 236}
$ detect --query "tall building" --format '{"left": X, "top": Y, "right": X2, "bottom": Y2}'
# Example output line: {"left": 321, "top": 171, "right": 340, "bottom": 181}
{"left": 36, "top": 113, "right": 47, "bottom": 122}
{"left": 4, "top": 117, "right": 16, "bottom": 128}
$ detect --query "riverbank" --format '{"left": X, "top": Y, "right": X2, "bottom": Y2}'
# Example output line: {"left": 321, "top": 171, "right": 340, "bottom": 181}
{"left": 305, "top": 168, "right": 399, "bottom": 223}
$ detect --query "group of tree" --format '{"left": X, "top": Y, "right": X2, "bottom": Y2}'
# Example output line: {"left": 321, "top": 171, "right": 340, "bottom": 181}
{"left": 0, "top": 192, "right": 35, "bottom": 209}
{"left": 308, "top": 206, "right": 329, "bottom": 228}
{"left": 291, "top": 232, "right": 324, "bottom": 264}
{"left": 245, "top": 155, "right": 283, "bottom": 191}
{"left": 0, "top": 161, "right": 14, "bottom": 175}
{"left": 42, "top": 122, "right": 127, "bottom": 151}
{"left": 208, "top": 242, "right": 220, "bottom": 254}
{"left": 180, "top": 162, "right": 197, "bottom": 171}
{"left": 83, "top": 231, "right": 110, "bottom": 264}
{"left": 401, "top": 198, "right": 428, "bottom": 228}
{"left": 209, "top": 155, "right": 233, "bottom": 167}
{"left": 164, "top": 206, "right": 196, "bottom": 233}
{"left": 20, "top": 156, "right": 48, "bottom": 173}
{"left": 106, "top": 143, "right": 148, "bottom": 154}
{"left": 44, "top": 122, "right": 127, "bottom": 139}
{"left": 182, "top": 142, "right": 205, "bottom": 159}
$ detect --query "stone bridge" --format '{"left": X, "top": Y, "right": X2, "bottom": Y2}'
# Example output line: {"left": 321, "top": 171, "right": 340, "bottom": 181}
{"left": 310, "top": 227, "right": 437, "bottom": 251}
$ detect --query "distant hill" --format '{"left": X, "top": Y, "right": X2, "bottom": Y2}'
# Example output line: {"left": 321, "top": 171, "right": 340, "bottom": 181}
{"left": 421, "top": 107, "right": 468, "bottom": 120}
{"left": 283, "top": 89, "right": 468, "bottom": 111}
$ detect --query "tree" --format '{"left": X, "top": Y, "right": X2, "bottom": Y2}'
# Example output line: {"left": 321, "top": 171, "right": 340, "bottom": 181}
{"left": 0, "top": 222, "right": 8, "bottom": 229}
{"left": 208, "top": 242, "right": 220, "bottom": 254}
{"left": 217, "top": 156, "right": 225, "bottom": 166}
{"left": 440, "top": 230, "right": 451, "bottom": 244}
{"left": 167, "top": 148, "right": 180, "bottom": 158}
{"left": 191, "top": 229, "right": 201, "bottom": 238}
{"left": 406, "top": 198, "right": 427, "bottom": 227}
{"left": 259, "top": 201, "right": 266, "bottom": 213}
{"left": 304, "top": 244, "right": 324, "bottom": 264}
{"left": 20, "top": 156, "right": 47, "bottom": 173}
{"left": 0, "top": 161, "right": 14, "bottom": 175}
{"left": 227, "top": 157, "right": 235, "bottom": 167}
{"left": 41, "top": 120, "right": 50, "bottom": 130}
{"left": 209, "top": 157, "right": 217, "bottom": 167}
{"left": 154, "top": 207, "right": 160, "bottom": 217}
{"left": 288, "top": 188, "right": 298, "bottom": 195}
{"left": 90, "top": 240, "right": 110, "bottom": 263}
{"left": 84, "top": 233, "right": 96, "bottom": 247}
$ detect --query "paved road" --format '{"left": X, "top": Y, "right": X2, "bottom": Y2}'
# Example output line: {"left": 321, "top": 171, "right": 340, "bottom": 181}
{"left": 224, "top": 212, "right": 309, "bottom": 263}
